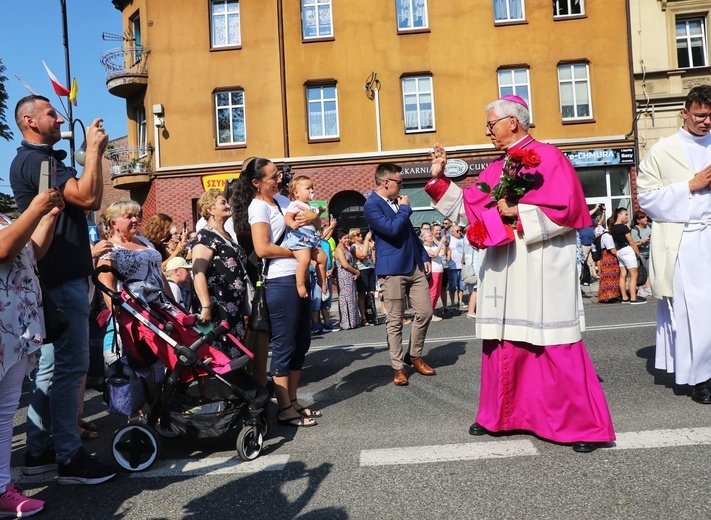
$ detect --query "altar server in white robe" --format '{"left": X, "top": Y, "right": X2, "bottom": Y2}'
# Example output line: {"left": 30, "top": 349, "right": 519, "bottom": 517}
{"left": 637, "top": 85, "right": 711, "bottom": 405}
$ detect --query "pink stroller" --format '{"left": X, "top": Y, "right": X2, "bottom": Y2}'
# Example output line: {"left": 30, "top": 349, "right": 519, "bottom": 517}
{"left": 93, "top": 265, "right": 268, "bottom": 471}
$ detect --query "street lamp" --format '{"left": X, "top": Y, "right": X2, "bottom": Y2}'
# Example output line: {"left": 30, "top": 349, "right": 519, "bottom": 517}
{"left": 58, "top": 0, "right": 86, "bottom": 168}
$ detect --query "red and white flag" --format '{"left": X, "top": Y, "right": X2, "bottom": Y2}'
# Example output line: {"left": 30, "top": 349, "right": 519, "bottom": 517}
{"left": 42, "top": 60, "right": 71, "bottom": 97}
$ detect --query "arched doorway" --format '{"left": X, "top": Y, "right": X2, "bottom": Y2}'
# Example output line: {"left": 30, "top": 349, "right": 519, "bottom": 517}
{"left": 328, "top": 190, "right": 368, "bottom": 234}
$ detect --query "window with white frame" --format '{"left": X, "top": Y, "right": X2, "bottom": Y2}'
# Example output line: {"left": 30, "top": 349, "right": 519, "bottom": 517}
{"left": 302, "top": 0, "right": 333, "bottom": 39}
{"left": 553, "top": 0, "right": 584, "bottom": 18}
{"left": 676, "top": 17, "right": 708, "bottom": 68}
{"left": 211, "top": 0, "right": 240, "bottom": 48}
{"left": 494, "top": 0, "right": 525, "bottom": 22}
{"left": 402, "top": 76, "right": 435, "bottom": 133}
{"left": 558, "top": 63, "right": 592, "bottom": 120}
{"left": 307, "top": 85, "right": 339, "bottom": 140}
{"left": 136, "top": 107, "right": 147, "bottom": 155}
{"left": 498, "top": 68, "right": 532, "bottom": 122}
{"left": 215, "top": 90, "right": 246, "bottom": 145}
{"left": 396, "top": 0, "right": 428, "bottom": 31}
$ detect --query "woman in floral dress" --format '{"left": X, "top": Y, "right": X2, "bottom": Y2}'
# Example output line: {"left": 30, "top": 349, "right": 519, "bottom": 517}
{"left": 597, "top": 217, "right": 621, "bottom": 303}
{"left": 334, "top": 230, "right": 360, "bottom": 330}
{"left": 192, "top": 189, "right": 248, "bottom": 356}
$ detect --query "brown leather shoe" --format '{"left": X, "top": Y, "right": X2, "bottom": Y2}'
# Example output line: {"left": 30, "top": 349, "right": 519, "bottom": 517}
{"left": 393, "top": 369, "right": 409, "bottom": 386}
{"left": 410, "top": 357, "right": 436, "bottom": 376}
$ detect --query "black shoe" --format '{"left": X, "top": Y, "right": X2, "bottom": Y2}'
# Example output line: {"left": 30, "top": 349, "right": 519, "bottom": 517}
{"left": 468, "top": 423, "right": 489, "bottom": 436}
{"left": 572, "top": 442, "right": 599, "bottom": 453}
{"left": 57, "top": 448, "right": 117, "bottom": 485}
{"left": 403, "top": 352, "right": 413, "bottom": 366}
{"left": 23, "top": 450, "right": 57, "bottom": 475}
{"left": 691, "top": 381, "right": 711, "bottom": 404}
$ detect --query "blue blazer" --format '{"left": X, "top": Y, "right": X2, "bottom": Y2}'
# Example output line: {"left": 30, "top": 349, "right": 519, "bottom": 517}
{"left": 363, "top": 194, "right": 430, "bottom": 277}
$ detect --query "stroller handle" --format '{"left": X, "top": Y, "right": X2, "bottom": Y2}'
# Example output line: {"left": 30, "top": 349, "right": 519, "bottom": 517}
{"left": 92, "top": 264, "right": 127, "bottom": 299}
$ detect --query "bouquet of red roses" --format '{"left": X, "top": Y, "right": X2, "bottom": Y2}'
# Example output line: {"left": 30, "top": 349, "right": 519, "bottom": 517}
{"left": 467, "top": 148, "right": 542, "bottom": 250}
{"left": 476, "top": 148, "right": 541, "bottom": 206}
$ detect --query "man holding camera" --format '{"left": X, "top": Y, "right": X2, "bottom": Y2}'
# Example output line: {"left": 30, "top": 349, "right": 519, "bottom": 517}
{"left": 364, "top": 163, "right": 435, "bottom": 386}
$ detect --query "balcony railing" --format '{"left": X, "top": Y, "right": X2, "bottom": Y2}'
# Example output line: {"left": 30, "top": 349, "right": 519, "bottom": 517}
{"left": 100, "top": 46, "right": 150, "bottom": 98}
{"left": 105, "top": 145, "right": 153, "bottom": 189}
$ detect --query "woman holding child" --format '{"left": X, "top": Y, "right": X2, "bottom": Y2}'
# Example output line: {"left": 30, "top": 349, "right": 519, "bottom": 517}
{"left": 232, "top": 158, "right": 321, "bottom": 428}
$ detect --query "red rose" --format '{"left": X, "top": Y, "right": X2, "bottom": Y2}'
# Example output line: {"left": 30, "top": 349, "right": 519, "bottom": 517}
{"left": 521, "top": 150, "right": 541, "bottom": 169}
{"left": 467, "top": 220, "right": 488, "bottom": 250}
{"left": 508, "top": 149, "right": 525, "bottom": 162}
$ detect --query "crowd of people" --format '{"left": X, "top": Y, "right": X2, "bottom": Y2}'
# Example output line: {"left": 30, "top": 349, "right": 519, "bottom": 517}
{"left": 2, "top": 84, "right": 710, "bottom": 516}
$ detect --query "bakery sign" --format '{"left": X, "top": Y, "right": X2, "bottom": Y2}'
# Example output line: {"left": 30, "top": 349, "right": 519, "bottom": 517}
{"left": 400, "top": 157, "right": 493, "bottom": 180}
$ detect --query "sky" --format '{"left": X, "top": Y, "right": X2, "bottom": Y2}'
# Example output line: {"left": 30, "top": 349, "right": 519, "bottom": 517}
{"left": 0, "top": 0, "right": 127, "bottom": 195}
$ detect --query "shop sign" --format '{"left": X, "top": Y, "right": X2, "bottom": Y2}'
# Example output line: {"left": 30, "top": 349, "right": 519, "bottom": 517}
{"left": 400, "top": 157, "right": 492, "bottom": 179}
{"left": 201, "top": 173, "right": 240, "bottom": 191}
{"left": 563, "top": 147, "right": 635, "bottom": 168}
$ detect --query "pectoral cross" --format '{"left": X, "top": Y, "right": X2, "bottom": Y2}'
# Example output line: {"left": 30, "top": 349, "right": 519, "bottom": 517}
{"left": 486, "top": 287, "right": 504, "bottom": 307}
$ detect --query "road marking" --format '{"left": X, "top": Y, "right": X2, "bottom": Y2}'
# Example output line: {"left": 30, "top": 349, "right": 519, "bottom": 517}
{"left": 309, "top": 321, "right": 657, "bottom": 352}
{"left": 128, "top": 454, "right": 290, "bottom": 477}
{"left": 613, "top": 427, "right": 711, "bottom": 450}
{"left": 11, "top": 454, "right": 290, "bottom": 484}
{"left": 359, "top": 439, "right": 538, "bottom": 466}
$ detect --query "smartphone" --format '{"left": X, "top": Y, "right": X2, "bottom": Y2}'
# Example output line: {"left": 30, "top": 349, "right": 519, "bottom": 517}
{"left": 183, "top": 221, "right": 187, "bottom": 233}
{"left": 38, "top": 160, "right": 50, "bottom": 192}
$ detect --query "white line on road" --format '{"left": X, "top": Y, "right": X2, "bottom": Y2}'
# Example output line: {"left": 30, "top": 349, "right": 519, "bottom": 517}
{"left": 359, "top": 439, "right": 539, "bottom": 466}
{"left": 309, "top": 322, "right": 657, "bottom": 352}
{"left": 613, "top": 427, "right": 711, "bottom": 450}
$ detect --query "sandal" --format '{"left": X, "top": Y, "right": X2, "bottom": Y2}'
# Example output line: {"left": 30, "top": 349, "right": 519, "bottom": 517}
{"left": 291, "top": 399, "right": 322, "bottom": 418}
{"left": 78, "top": 419, "right": 98, "bottom": 432}
{"left": 79, "top": 428, "right": 99, "bottom": 441}
{"left": 277, "top": 406, "right": 317, "bottom": 427}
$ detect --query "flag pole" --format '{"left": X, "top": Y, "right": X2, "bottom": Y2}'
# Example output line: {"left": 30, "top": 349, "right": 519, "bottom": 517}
{"left": 60, "top": 0, "right": 75, "bottom": 167}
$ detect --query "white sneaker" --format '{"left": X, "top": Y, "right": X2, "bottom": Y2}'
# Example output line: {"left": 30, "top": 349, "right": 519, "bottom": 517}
{"left": 431, "top": 315, "right": 443, "bottom": 322}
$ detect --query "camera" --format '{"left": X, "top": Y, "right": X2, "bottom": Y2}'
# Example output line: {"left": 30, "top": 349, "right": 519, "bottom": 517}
{"left": 279, "top": 165, "right": 294, "bottom": 192}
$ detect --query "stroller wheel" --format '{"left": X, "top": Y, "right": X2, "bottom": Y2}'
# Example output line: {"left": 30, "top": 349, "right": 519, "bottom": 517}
{"left": 236, "top": 426, "right": 263, "bottom": 461}
{"left": 112, "top": 423, "right": 160, "bottom": 472}
{"left": 259, "top": 416, "right": 269, "bottom": 439}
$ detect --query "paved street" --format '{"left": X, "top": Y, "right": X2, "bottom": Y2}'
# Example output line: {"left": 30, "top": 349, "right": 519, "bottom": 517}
{"left": 11, "top": 293, "right": 711, "bottom": 519}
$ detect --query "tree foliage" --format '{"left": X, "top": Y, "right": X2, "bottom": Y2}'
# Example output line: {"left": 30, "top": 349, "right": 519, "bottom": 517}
{"left": 0, "top": 58, "right": 13, "bottom": 142}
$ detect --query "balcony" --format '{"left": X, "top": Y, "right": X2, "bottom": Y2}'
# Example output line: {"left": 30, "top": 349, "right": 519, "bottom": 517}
{"left": 100, "top": 46, "right": 150, "bottom": 98}
{"left": 105, "top": 145, "right": 154, "bottom": 190}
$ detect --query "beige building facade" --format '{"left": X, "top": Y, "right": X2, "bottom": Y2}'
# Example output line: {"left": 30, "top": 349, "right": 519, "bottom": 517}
{"left": 631, "top": 0, "right": 711, "bottom": 157}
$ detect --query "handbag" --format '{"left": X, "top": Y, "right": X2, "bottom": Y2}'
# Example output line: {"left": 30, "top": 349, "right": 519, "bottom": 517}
{"left": 461, "top": 261, "right": 478, "bottom": 285}
{"left": 249, "top": 217, "right": 286, "bottom": 332}
{"left": 39, "top": 278, "right": 69, "bottom": 344}
{"left": 636, "top": 256, "right": 648, "bottom": 287}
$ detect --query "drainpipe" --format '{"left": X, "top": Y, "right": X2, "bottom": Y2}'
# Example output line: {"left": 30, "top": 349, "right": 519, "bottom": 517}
{"left": 625, "top": 0, "right": 641, "bottom": 210}
{"left": 277, "top": 0, "right": 290, "bottom": 158}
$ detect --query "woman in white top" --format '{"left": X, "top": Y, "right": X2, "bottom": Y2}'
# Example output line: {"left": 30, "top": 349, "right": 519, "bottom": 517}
{"left": 232, "top": 158, "right": 320, "bottom": 428}
{"left": 421, "top": 230, "right": 445, "bottom": 322}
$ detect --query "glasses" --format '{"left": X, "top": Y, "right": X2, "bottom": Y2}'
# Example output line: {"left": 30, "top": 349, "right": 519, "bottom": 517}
{"left": 486, "top": 115, "right": 512, "bottom": 131}
{"left": 266, "top": 172, "right": 283, "bottom": 182}
{"left": 452, "top": 229, "right": 462, "bottom": 234}
{"left": 354, "top": 233, "right": 362, "bottom": 236}
{"left": 385, "top": 178, "right": 403, "bottom": 186}
{"left": 689, "top": 112, "right": 711, "bottom": 123}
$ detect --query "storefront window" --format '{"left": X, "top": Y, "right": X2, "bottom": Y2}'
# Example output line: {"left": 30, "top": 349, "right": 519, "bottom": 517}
{"left": 577, "top": 167, "right": 631, "bottom": 217}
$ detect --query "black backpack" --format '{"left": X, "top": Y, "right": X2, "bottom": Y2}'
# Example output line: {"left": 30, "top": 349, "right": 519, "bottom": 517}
{"left": 591, "top": 233, "right": 604, "bottom": 262}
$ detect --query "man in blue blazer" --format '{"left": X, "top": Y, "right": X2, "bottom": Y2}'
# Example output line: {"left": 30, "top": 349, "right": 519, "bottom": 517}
{"left": 364, "top": 163, "right": 435, "bottom": 386}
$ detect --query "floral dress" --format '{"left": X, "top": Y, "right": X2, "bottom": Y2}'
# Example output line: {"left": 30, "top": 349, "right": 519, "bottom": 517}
{"left": 195, "top": 228, "right": 248, "bottom": 354}
{"left": 0, "top": 215, "right": 43, "bottom": 381}
{"left": 335, "top": 245, "right": 359, "bottom": 330}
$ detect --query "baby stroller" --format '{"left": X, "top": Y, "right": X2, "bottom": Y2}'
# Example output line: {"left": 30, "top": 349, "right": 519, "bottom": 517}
{"left": 93, "top": 265, "right": 268, "bottom": 472}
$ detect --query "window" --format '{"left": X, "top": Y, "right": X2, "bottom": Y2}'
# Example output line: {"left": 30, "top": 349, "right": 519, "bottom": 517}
{"left": 494, "top": 0, "right": 525, "bottom": 23}
{"left": 677, "top": 17, "right": 708, "bottom": 68}
{"left": 211, "top": 0, "right": 240, "bottom": 48}
{"left": 136, "top": 107, "right": 147, "bottom": 155}
{"left": 402, "top": 76, "right": 435, "bottom": 133}
{"left": 498, "top": 68, "right": 532, "bottom": 122}
{"left": 307, "top": 85, "right": 339, "bottom": 140}
{"left": 396, "top": 0, "right": 428, "bottom": 31}
{"left": 558, "top": 63, "right": 592, "bottom": 120}
{"left": 302, "top": 0, "right": 333, "bottom": 39}
{"left": 215, "top": 90, "right": 246, "bottom": 145}
{"left": 553, "top": 0, "right": 584, "bottom": 18}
